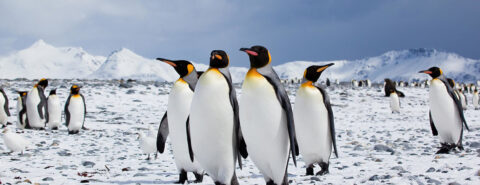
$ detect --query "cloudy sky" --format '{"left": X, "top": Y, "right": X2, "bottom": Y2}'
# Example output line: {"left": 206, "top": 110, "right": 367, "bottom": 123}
{"left": 0, "top": 0, "right": 479, "bottom": 67}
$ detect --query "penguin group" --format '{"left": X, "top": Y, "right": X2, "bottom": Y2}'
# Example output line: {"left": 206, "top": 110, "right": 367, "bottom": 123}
{"left": 157, "top": 46, "right": 338, "bottom": 185}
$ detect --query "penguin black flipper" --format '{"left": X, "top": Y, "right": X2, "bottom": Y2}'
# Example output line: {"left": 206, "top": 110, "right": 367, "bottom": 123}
{"left": 0, "top": 89, "right": 10, "bottom": 116}
{"left": 80, "top": 94, "right": 87, "bottom": 128}
{"left": 186, "top": 116, "right": 194, "bottom": 162}
{"left": 316, "top": 86, "right": 338, "bottom": 158}
{"left": 396, "top": 90, "right": 405, "bottom": 98}
{"left": 429, "top": 110, "right": 438, "bottom": 136}
{"left": 439, "top": 77, "right": 469, "bottom": 131}
{"left": 219, "top": 69, "right": 248, "bottom": 168}
{"left": 261, "top": 72, "right": 298, "bottom": 166}
{"left": 156, "top": 111, "right": 169, "bottom": 153}
{"left": 64, "top": 95, "right": 72, "bottom": 127}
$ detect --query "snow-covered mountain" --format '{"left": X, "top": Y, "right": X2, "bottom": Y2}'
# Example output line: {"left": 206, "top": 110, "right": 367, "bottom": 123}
{"left": 0, "top": 40, "right": 478, "bottom": 82}
{"left": 90, "top": 48, "right": 177, "bottom": 81}
{"left": 0, "top": 40, "right": 105, "bottom": 79}
{"left": 273, "top": 48, "right": 480, "bottom": 83}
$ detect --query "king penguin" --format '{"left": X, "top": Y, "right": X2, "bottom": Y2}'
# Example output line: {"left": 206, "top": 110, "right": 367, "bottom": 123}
{"left": 47, "top": 89, "right": 61, "bottom": 130}
{"left": 239, "top": 45, "right": 298, "bottom": 185}
{"left": 389, "top": 89, "right": 401, "bottom": 113}
{"left": 64, "top": 85, "right": 86, "bottom": 134}
{"left": 26, "top": 78, "right": 48, "bottom": 129}
{"left": 0, "top": 88, "right": 11, "bottom": 128}
{"left": 155, "top": 58, "right": 204, "bottom": 183}
{"left": 187, "top": 50, "right": 248, "bottom": 185}
{"left": 419, "top": 67, "right": 469, "bottom": 153}
{"left": 16, "top": 91, "right": 29, "bottom": 129}
{"left": 293, "top": 64, "right": 338, "bottom": 176}
{"left": 473, "top": 89, "right": 479, "bottom": 110}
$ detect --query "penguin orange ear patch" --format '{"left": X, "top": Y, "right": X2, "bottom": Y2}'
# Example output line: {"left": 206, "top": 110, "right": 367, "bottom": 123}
{"left": 187, "top": 64, "right": 194, "bottom": 74}
{"left": 215, "top": 54, "right": 223, "bottom": 60}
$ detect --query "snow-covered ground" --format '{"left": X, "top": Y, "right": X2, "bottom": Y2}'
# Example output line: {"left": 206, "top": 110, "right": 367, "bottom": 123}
{"left": 0, "top": 79, "right": 479, "bottom": 184}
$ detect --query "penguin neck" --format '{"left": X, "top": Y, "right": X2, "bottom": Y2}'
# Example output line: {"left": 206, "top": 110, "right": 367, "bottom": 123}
{"left": 182, "top": 70, "right": 199, "bottom": 90}
{"left": 301, "top": 80, "right": 315, "bottom": 88}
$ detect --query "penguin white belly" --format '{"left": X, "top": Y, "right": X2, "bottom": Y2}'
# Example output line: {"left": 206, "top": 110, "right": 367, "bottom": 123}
{"left": 0, "top": 95, "right": 8, "bottom": 125}
{"left": 240, "top": 72, "right": 289, "bottom": 183}
{"left": 47, "top": 95, "right": 62, "bottom": 129}
{"left": 67, "top": 96, "right": 85, "bottom": 131}
{"left": 473, "top": 93, "right": 479, "bottom": 109}
{"left": 390, "top": 93, "right": 400, "bottom": 113}
{"left": 168, "top": 80, "right": 202, "bottom": 173}
{"left": 190, "top": 69, "right": 235, "bottom": 183}
{"left": 429, "top": 79, "right": 462, "bottom": 144}
{"left": 294, "top": 86, "right": 332, "bottom": 166}
{"left": 17, "top": 96, "right": 25, "bottom": 128}
{"left": 26, "top": 88, "right": 44, "bottom": 128}
{"left": 460, "top": 94, "right": 467, "bottom": 110}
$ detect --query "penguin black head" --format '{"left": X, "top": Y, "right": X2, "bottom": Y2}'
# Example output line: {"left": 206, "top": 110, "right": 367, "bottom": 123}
{"left": 209, "top": 50, "right": 229, "bottom": 68}
{"left": 70, "top": 85, "right": 81, "bottom": 95}
{"left": 157, "top": 58, "right": 195, "bottom": 78}
{"left": 17, "top": 91, "right": 27, "bottom": 97}
{"left": 49, "top": 89, "right": 57, "bottom": 95}
{"left": 304, "top": 63, "right": 334, "bottom": 82}
{"left": 37, "top": 78, "right": 48, "bottom": 89}
{"left": 240, "top": 45, "right": 271, "bottom": 68}
{"left": 419, "top": 67, "right": 443, "bottom": 79}
{"left": 447, "top": 78, "right": 455, "bottom": 88}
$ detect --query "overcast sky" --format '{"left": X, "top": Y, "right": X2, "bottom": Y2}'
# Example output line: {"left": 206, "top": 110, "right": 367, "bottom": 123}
{"left": 0, "top": 0, "right": 479, "bottom": 67}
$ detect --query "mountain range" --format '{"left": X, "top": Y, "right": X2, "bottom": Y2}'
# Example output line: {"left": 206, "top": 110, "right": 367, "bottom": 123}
{"left": 0, "top": 40, "right": 478, "bottom": 83}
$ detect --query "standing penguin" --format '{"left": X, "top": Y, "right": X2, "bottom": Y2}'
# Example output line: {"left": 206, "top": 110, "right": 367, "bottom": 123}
{"left": 64, "top": 85, "right": 86, "bottom": 134}
{"left": 0, "top": 88, "right": 11, "bottom": 128}
{"left": 187, "top": 50, "right": 248, "bottom": 185}
{"left": 389, "top": 89, "right": 401, "bottom": 113}
{"left": 239, "top": 46, "right": 298, "bottom": 185}
{"left": 155, "top": 58, "right": 204, "bottom": 183}
{"left": 47, "top": 89, "right": 61, "bottom": 130}
{"left": 26, "top": 78, "right": 48, "bottom": 129}
{"left": 294, "top": 64, "right": 338, "bottom": 176}
{"left": 473, "top": 89, "right": 479, "bottom": 110}
{"left": 16, "top": 91, "right": 29, "bottom": 129}
{"left": 458, "top": 89, "right": 467, "bottom": 110}
{"left": 419, "top": 67, "right": 469, "bottom": 153}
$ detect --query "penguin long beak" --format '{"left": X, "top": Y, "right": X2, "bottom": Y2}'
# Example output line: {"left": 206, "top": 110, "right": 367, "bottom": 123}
{"left": 240, "top": 48, "right": 258, "bottom": 56}
{"left": 157, "top": 58, "right": 177, "bottom": 67}
{"left": 317, "top": 63, "right": 335, "bottom": 72}
{"left": 419, "top": 70, "right": 432, "bottom": 74}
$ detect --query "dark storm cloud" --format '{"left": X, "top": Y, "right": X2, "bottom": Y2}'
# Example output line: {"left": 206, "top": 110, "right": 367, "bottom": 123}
{"left": 0, "top": 0, "right": 478, "bottom": 67}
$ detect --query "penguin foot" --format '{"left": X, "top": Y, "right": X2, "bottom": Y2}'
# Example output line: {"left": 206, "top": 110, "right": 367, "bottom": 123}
{"left": 193, "top": 172, "right": 204, "bottom": 183}
{"left": 68, "top": 130, "right": 79, "bottom": 134}
{"left": 266, "top": 180, "right": 275, "bottom": 185}
{"left": 436, "top": 143, "right": 455, "bottom": 154}
{"left": 306, "top": 166, "right": 314, "bottom": 176}
{"left": 51, "top": 127, "right": 58, "bottom": 130}
{"left": 176, "top": 170, "right": 187, "bottom": 184}
{"left": 82, "top": 126, "right": 89, "bottom": 130}
{"left": 6, "top": 122, "right": 13, "bottom": 125}
{"left": 0, "top": 124, "right": 5, "bottom": 129}
{"left": 316, "top": 162, "right": 329, "bottom": 176}
{"left": 145, "top": 154, "right": 151, "bottom": 160}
